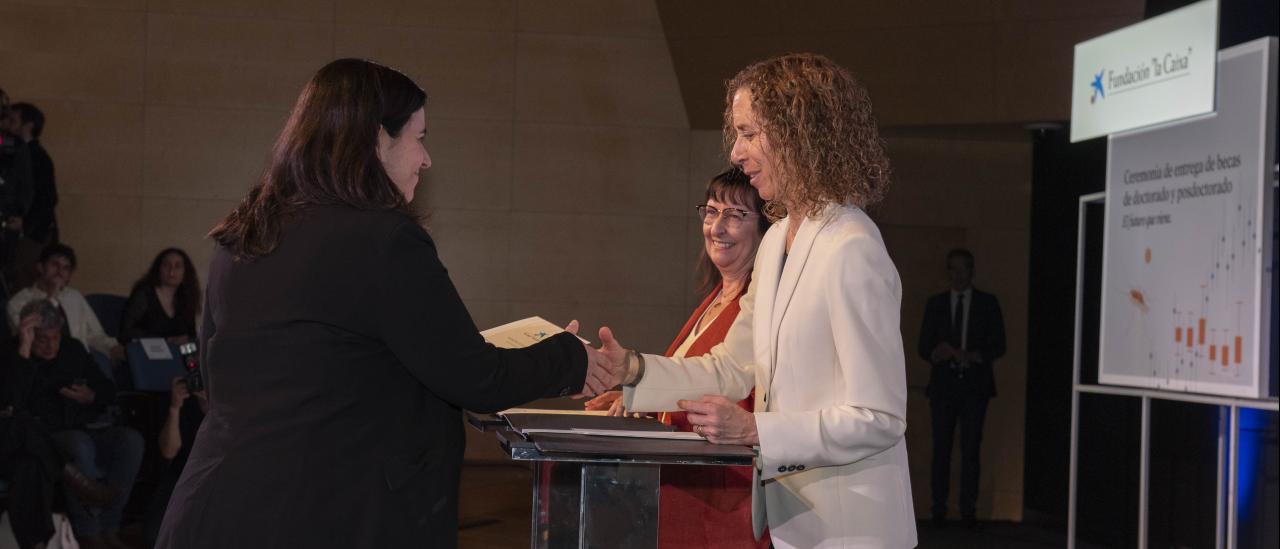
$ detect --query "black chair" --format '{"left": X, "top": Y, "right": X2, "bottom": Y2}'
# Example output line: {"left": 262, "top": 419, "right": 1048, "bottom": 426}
{"left": 86, "top": 350, "right": 123, "bottom": 429}
{"left": 0, "top": 275, "right": 10, "bottom": 334}
{"left": 84, "top": 293, "right": 127, "bottom": 340}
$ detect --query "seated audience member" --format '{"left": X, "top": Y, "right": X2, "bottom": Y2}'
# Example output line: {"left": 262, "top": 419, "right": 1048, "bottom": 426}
{"left": 143, "top": 376, "right": 207, "bottom": 547}
{"left": 0, "top": 409, "right": 62, "bottom": 549}
{"left": 2, "top": 303, "right": 118, "bottom": 549}
{"left": 7, "top": 243, "right": 123, "bottom": 361}
{"left": 119, "top": 248, "right": 199, "bottom": 345}
{"left": 10, "top": 299, "right": 143, "bottom": 549}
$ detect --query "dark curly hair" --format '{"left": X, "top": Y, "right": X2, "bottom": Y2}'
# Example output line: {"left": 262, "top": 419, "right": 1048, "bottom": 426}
{"left": 722, "top": 53, "right": 891, "bottom": 217}
{"left": 132, "top": 247, "right": 201, "bottom": 327}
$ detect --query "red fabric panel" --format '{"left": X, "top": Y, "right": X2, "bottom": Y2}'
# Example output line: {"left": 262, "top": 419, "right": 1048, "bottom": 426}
{"left": 657, "top": 280, "right": 768, "bottom": 548}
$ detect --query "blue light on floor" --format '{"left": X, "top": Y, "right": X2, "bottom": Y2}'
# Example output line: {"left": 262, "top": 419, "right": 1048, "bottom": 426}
{"left": 1235, "top": 408, "right": 1269, "bottom": 520}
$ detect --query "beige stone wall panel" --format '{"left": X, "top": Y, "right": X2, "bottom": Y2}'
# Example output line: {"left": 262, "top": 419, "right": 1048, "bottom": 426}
{"left": 511, "top": 123, "right": 687, "bottom": 216}
{"left": 141, "top": 105, "right": 285, "bottom": 201}
{"left": 507, "top": 212, "right": 687, "bottom": 308}
{"left": 0, "top": 0, "right": 144, "bottom": 9}
{"left": 146, "top": 0, "right": 334, "bottom": 21}
{"left": 334, "top": 25, "right": 516, "bottom": 121}
{"left": 516, "top": 33, "right": 686, "bottom": 127}
{"left": 136, "top": 196, "right": 236, "bottom": 289}
{"left": 334, "top": 0, "right": 515, "bottom": 32}
{"left": 423, "top": 208, "right": 512, "bottom": 303}
{"left": 516, "top": 0, "right": 664, "bottom": 38}
{"left": 56, "top": 193, "right": 144, "bottom": 295}
{"left": 414, "top": 118, "right": 514, "bottom": 212}
{"left": 145, "top": 13, "right": 332, "bottom": 110}
{"left": 33, "top": 100, "right": 143, "bottom": 198}
{"left": 0, "top": 5, "right": 144, "bottom": 102}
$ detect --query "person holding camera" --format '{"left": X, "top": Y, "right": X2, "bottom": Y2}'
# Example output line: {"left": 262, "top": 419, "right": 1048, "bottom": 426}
{"left": 7, "top": 299, "right": 142, "bottom": 549}
{"left": 142, "top": 375, "right": 206, "bottom": 547}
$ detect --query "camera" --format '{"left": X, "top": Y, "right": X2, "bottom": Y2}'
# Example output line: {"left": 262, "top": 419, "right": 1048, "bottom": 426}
{"left": 179, "top": 342, "right": 203, "bottom": 393}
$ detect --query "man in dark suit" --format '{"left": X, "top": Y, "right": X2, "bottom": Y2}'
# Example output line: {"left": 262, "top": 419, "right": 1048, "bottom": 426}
{"left": 0, "top": 89, "right": 34, "bottom": 293}
{"left": 5, "top": 103, "right": 57, "bottom": 290}
{"left": 918, "top": 248, "right": 1005, "bottom": 529}
{"left": 7, "top": 104, "right": 55, "bottom": 243}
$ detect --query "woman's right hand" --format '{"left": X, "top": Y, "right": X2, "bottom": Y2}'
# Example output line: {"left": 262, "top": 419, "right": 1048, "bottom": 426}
{"left": 585, "top": 391, "right": 644, "bottom": 417}
{"left": 563, "top": 320, "right": 622, "bottom": 397}
{"left": 607, "top": 396, "right": 631, "bottom": 417}
{"left": 583, "top": 389, "right": 622, "bottom": 409}
{"left": 17, "top": 313, "right": 39, "bottom": 359}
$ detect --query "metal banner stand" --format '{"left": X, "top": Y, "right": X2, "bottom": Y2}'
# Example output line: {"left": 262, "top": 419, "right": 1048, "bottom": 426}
{"left": 1067, "top": 192, "right": 1279, "bottom": 549}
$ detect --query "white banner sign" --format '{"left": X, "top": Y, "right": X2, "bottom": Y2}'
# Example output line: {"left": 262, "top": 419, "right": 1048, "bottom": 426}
{"left": 1099, "top": 38, "right": 1276, "bottom": 398}
{"left": 1071, "top": 0, "right": 1218, "bottom": 142}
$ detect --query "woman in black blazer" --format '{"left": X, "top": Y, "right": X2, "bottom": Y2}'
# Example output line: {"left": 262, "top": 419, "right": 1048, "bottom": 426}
{"left": 155, "top": 59, "right": 616, "bottom": 549}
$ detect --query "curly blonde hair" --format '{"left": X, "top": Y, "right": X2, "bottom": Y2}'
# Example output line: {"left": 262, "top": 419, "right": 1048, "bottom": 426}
{"left": 722, "top": 53, "right": 891, "bottom": 217}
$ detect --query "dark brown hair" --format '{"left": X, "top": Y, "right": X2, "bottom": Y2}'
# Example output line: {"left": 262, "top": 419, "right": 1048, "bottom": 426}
{"left": 723, "top": 53, "right": 891, "bottom": 217}
{"left": 210, "top": 58, "right": 426, "bottom": 259}
{"left": 947, "top": 248, "right": 975, "bottom": 271}
{"left": 132, "top": 247, "right": 202, "bottom": 327}
{"left": 11, "top": 102, "right": 44, "bottom": 138}
{"left": 39, "top": 242, "right": 77, "bottom": 269}
{"left": 695, "top": 167, "right": 769, "bottom": 298}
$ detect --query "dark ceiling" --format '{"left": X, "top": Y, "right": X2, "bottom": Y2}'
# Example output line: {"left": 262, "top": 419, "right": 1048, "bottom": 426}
{"left": 654, "top": 0, "right": 1145, "bottom": 130}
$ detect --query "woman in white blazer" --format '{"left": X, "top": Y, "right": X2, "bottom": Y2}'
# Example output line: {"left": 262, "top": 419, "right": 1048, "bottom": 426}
{"left": 605, "top": 53, "right": 917, "bottom": 548}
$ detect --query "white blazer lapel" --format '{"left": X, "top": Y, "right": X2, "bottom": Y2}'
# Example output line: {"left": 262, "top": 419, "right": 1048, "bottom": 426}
{"left": 768, "top": 207, "right": 837, "bottom": 380}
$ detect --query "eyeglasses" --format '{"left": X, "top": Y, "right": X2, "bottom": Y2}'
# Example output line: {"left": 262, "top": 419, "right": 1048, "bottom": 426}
{"left": 696, "top": 204, "right": 756, "bottom": 229}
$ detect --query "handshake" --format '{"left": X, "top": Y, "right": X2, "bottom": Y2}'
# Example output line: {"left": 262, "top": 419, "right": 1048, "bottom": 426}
{"left": 563, "top": 320, "right": 631, "bottom": 398}
{"left": 561, "top": 320, "right": 761, "bottom": 446}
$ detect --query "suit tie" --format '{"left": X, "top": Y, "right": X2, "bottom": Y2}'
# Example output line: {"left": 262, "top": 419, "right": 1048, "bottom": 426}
{"left": 950, "top": 294, "right": 964, "bottom": 348}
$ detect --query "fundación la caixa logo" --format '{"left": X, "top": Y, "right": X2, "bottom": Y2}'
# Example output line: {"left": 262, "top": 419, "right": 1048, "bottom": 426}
{"left": 1090, "top": 69, "right": 1106, "bottom": 103}
{"left": 1089, "top": 48, "right": 1193, "bottom": 105}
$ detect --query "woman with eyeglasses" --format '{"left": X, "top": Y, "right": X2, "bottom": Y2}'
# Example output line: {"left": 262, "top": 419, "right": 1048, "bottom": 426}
{"left": 596, "top": 53, "right": 916, "bottom": 547}
{"left": 586, "top": 167, "right": 771, "bottom": 548}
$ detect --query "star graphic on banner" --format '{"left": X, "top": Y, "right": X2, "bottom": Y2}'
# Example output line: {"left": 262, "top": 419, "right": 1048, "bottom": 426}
{"left": 1090, "top": 69, "right": 1105, "bottom": 103}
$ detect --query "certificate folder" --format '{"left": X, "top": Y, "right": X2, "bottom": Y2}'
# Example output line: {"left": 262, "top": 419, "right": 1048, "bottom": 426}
{"left": 528, "top": 432, "right": 756, "bottom": 459}
{"left": 501, "top": 414, "right": 756, "bottom": 460}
